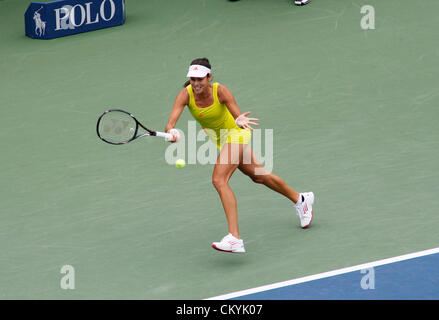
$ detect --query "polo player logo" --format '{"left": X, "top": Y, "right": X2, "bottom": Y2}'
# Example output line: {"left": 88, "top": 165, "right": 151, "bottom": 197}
{"left": 33, "top": 7, "right": 46, "bottom": 37}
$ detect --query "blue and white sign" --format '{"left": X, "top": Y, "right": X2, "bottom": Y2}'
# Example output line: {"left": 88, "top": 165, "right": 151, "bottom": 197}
{"left": 25, "top": 0, "right": 126, "bottom": 39}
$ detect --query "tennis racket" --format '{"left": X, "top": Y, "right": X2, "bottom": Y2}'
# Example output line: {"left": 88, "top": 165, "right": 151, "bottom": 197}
{"left": 96, "top": 109, "right": 172, "bottom": 145}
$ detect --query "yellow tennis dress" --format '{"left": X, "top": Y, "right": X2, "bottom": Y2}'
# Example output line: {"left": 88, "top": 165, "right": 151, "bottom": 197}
{"left": 186, "top": 82, "right": 252, "bottom": 150}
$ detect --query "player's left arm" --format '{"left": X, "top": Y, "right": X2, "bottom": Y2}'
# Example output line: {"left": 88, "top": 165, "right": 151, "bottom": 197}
{"left": 218, "top": 84, "right": 259, "bottom": 130}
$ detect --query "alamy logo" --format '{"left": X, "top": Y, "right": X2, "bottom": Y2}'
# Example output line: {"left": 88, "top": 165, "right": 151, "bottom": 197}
{"left": 33, "top": 6, "right": 46, "bottom": 37}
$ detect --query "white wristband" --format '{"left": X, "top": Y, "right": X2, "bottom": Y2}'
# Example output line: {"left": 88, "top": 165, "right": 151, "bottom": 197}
{"left": 235, "top": 115, "right": 243, "bottom": 128}
{"left": 167, "top": 128, "right": 180, "bottom": 142}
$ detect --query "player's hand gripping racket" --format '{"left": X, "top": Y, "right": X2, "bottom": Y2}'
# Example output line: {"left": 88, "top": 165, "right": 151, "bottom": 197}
{"left": 96, "top": 109, "right": 172, "bottom": 145}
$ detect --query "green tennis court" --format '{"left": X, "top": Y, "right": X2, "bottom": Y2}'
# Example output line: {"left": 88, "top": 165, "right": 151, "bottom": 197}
{"left": 1, "top": 0, "right": 438, "bottom": 299}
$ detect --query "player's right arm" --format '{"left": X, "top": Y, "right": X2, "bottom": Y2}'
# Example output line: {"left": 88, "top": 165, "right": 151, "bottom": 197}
{"left": 165, "top": 88, "right": 189, "bottom": 141}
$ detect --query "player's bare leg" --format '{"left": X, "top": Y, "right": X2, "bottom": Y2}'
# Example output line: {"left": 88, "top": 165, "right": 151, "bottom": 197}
{"left": 212, "top": 143, "right": 241, "bottom": 239}
{"left": 211, "top": 143, "right": 247, "bottom": 253}
{"left": 239, "top": 145, "right": 315, "bottom": 228}
{"left": 238, "top": 145, "right": 300, "bottom": 203}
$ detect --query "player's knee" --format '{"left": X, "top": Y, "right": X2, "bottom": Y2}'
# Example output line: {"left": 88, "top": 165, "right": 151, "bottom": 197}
{"left": 249, "top": 173, "right": 265, "bottom": 184}
{"left": 212, "top": 176, "right": 227, "bottom": 189}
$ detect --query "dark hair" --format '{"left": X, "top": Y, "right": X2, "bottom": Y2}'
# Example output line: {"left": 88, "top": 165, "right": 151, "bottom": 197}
{"left": 183, "top": 57, "right": 211, "bottom": 87}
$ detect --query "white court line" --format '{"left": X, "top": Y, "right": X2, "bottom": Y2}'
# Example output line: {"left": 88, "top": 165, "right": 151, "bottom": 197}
{"left": 205, "top": 247, "right": 439, "bottom": 300}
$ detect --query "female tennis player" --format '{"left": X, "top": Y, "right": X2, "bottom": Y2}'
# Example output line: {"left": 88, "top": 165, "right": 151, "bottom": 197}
{"left": 165, "top": 58, "right": 314, "bottom": 253}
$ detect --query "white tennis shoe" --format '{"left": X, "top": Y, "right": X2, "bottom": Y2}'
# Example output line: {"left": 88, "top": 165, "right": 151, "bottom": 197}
{"left": 212, "top": 233, "right": 246, "bottom": 253}
{"left": 295, "top": 192, "right": 315, "bottom": 228}
{"left": 294, "top": 0, "right": 310, "bottom": 6}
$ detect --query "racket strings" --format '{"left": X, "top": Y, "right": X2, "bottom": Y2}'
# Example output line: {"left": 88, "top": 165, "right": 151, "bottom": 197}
{"left": 98, "top": 111, "right": 137, "bottom": 144}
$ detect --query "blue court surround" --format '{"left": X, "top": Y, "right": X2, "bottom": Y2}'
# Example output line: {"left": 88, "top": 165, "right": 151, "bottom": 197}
{"left": 231, "top": 253, "right": 439, "bottom": 300}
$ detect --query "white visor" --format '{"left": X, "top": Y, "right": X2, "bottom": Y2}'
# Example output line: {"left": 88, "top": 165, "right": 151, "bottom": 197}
{"left": 186, "top": 65, "right": 211, "bottom": 78}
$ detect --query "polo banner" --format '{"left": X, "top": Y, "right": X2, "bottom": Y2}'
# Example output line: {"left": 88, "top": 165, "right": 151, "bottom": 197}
{"left": 25, "top": 0, "right": 126, "bottom": 39}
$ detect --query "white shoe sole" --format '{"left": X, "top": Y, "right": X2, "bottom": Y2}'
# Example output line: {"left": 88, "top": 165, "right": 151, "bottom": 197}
{"left": 211, "top": 243, "right": 246, "bottom": 253}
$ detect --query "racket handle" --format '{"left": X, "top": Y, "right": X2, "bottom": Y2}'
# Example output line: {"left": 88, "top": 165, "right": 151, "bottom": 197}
{"left": 155, "top": 131, "right": 173, "bottom": 140}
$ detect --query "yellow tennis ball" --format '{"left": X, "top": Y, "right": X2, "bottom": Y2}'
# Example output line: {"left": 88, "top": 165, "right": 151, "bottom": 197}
{"left": 175, "top": 159, "right": 185, "bottom": 168}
